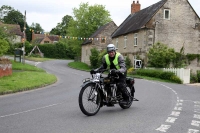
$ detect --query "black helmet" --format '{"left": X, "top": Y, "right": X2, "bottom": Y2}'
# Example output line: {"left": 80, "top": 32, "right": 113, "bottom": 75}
{"left": 107, "top": 44, "right": 116, "bottom": 52}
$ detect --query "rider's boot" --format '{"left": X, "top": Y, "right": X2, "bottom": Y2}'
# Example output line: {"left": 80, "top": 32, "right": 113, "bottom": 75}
{"left": 120, "top": 88, "right": 133, "bottom": 104}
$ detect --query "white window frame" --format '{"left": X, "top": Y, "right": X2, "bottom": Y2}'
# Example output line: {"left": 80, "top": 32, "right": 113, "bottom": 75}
{"left": 134, "top": 33, "right": 138, "bottom": 46}
{"left": 164, "top": 9, "right": 170, "bottom": 20}
{"left": 124, "top": 36, "right": 127, "bottom": 48}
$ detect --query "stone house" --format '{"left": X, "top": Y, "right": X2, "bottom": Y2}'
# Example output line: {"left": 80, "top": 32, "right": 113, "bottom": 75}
{"left": 111, "top": 0, "right": 200, "bottom": 72}
{"left": 81, "top": 21, "right": 118, "bottom": 65}
{"left": 0, "top": 22, "right": 23, "bottom": 44}
{"left": 32, "top": 33, "right": 59, "bottom": 44}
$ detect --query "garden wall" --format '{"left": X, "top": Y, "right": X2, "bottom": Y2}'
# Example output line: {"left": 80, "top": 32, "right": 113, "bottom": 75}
{"left": 0, "top": 58, "right": 12, "bottom": 78}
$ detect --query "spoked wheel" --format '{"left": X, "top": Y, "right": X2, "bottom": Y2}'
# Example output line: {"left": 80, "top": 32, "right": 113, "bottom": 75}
{"left": 79, "top": 83, "right": 101, "bottom": 116}
{"left": 119, "top": 86, "right": 133, "bottom": 109}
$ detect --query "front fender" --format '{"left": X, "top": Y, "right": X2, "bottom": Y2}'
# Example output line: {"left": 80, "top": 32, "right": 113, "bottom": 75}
{"left": 81, "top": 81, "right": 97, "bottom": 88}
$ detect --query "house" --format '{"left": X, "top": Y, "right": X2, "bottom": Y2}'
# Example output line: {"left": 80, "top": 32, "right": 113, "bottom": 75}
{"left": 81, "top": 21, "right": 118, "bottom": 65}
{"left": 0, "top": 22, "right": 23, "bottom": 43}
{"left": 111, "top": 0, "right": 200, "bottom": 72}
{"left": 31, "top": 33, "right": 59, "bottom": 44}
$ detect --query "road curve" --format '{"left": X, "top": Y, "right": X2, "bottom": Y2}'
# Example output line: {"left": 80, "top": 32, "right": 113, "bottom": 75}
{"left": 0, "top": 60, "right": 199, "bottom": 133}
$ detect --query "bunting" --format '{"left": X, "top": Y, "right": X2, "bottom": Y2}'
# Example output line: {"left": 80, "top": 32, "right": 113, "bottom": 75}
{"left": 29, "top": 29, "right": 106, "bottom": 41}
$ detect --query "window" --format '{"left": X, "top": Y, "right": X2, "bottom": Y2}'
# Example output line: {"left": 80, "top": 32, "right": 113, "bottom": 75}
{"left": 116, "top": 38, "right": 118, "bottom": 49}
{"left": 101, "top": 37, "right": 105, "bottom": 44}
{"left": 124, "top": 36, "right": 127, "bottom": 48}
{"left": 134, "top": 33, "right": 138, "bottom": 46}
{"left": 44, "top": 41, "right": 49, "bottom": 43}
{"left": 164, "top": 9, "right": 170, "bottom": 20}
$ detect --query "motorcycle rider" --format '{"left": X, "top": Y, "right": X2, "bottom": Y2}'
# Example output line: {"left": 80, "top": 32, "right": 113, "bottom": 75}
{"left": 91, "top": 44, "right": 132, "bottom": 104}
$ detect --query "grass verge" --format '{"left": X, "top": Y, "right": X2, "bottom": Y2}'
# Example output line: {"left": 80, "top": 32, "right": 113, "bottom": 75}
{"left": 0, "top": 59, "right": 57, "bottom": 95}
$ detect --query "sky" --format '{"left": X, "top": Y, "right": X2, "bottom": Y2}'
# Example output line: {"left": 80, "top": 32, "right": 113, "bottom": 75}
{"left": 0, "top": 0, "right": 200, "bottom": 32}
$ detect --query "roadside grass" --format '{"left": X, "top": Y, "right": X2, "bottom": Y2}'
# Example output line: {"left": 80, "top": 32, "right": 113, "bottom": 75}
{"left": 25, "top": 56, "right": 53, "bottom": 62}
{"left": 12, "top": 60, "right": 45, "bottom": 72}
{"left": 0, "top": 59, "right": 57, "bottom": 95}
{"left": 68, "top": 61, "right": 91, "bottom": 71}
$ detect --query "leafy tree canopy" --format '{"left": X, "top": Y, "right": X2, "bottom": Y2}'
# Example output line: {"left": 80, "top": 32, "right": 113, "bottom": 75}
{"left": 68, "top": 2, "right": 112, "bottom": 37}
{"left": 147, "top": 42, "right": 176, "bottom": 68}
{"left": 50, "top": 15, "right": 73, "bottom": 35}
{"left": 0, "top": 27, "right": 10, "bottom": 56}
{"left": 30, "top": 22, "right": 44, "bottom": 33}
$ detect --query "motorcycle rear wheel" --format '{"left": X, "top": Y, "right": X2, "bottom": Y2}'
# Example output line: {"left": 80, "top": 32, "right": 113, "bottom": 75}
{"left": 119, "top": 86, "right": 133, "bottom": 109}
{"left": 79, "top": 83, "right": 101, "bottom": 116}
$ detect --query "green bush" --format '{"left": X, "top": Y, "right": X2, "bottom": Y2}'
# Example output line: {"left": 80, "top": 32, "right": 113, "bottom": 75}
{"left": 136, "top": 69, "right": 162, "bottom": 78}
{"left": 90, "top": 48, "right": 99, "bottom": 69}
{"left": 170, "top": 75, "right": 182, "bottom": 84}
{"left": 125, "top": 56, "right": 132, "bottom": 69}
{"left": 197, "top": 70, "right": 200, "bottom": 83}
{"left": 190, "top": 73, "right": 198, "bottom": 83}
{"left": 159, "top": 71, "right": 174, "bottom": 80}
{"left": 135, "top": 69, "right": 182, "bottom": 84}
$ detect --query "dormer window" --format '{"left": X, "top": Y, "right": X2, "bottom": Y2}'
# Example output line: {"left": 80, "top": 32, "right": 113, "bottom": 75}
{"left": 164, "top": 9, "right": 170, "bottom": 20}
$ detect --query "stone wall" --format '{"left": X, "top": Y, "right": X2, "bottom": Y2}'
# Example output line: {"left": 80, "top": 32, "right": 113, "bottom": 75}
{"left": 0, "top": 58, "right": 12, "bottom": 78}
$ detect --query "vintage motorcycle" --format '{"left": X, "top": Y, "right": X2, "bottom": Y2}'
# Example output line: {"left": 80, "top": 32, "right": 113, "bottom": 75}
{"left": 78, "top": 69, "right": 138, "bottom": 116}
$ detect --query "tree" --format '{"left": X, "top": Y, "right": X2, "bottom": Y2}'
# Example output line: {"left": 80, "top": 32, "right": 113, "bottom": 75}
{"left": 0, "top": 5, "right": 14, "bottom": 21}
{"left": 30, "top": 22, "right": 44, "bottom": 33}
{"left": 90, "top": 48, "right": 99, "bottom": 68}
{"left": 50, "top": 15, "right": 72, "bottom": 35}
{"left": 68, "top": 2, "right": 112, "bottom": 37}
{"left": 147, "top": 42, "right": 176, "bottom": 68}
{"left": 0, "top": 27, "right": 10, "bottom": 56}
{"left": 67, "top": 2, "right": 112, "bottom": 56}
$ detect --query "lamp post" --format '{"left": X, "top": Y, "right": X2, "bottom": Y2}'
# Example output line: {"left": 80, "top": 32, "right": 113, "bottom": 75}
{"left": 23, "top": 10, "right": 26, "bottom": 64}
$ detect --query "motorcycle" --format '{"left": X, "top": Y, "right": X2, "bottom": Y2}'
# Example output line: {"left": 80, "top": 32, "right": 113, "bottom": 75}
{"left": 78, "top": 69, "right": 138, "bottom": 116}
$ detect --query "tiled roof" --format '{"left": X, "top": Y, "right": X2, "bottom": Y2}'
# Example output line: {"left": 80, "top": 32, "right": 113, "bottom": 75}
{"left": 32, "top": 38, "right": 44, "bottom": 44}
{"left": 48, "top": 35, "right": 59, "bottom": 42}
{"left": 112, "top": 0, "right": 167, "bottom": 38}
{"left": 0, "top": 23, "right": 23, "bottom": 36}
{"left": 82, "top": 21, "right": 115, "bottom": 45}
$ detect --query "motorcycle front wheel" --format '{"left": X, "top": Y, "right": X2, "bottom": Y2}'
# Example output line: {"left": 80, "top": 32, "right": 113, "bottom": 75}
{"left": 79, "top": 83, "right": 101, "bottom": 116}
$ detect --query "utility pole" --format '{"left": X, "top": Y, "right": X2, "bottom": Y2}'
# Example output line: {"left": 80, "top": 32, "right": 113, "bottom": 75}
{"left": 22, "top": 10, "right": 26, "bottom": 64}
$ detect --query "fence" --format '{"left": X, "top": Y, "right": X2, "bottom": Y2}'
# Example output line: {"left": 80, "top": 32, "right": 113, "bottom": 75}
{"left": 163, "top": 68, "right": 190, "bottom": 84}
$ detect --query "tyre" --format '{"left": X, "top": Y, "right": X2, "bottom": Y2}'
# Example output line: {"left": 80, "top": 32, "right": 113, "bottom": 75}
{"left": 79, "top": 83, "right": 101, "bottom": 116}
{"left": 119, "top": 86, "right": 133, "bottom": 109}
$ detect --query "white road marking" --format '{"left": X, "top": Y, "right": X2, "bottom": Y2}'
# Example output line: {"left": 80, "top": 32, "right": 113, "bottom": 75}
{"left": 166, "top": 117, "right": 177, "bottom": 123}
{"left": 176, "top": 102, "right": 183, "bottom": 106}
{"left": 0, "top": 102, "right": 64, "bottom": 118}
{"left": 194, "top": 111, "right": 200, "bottom": 114}
{"left": 194, "top": 114, "right": 200, "bottom": 119}
{"left": 191, "top": 120, "right": 200, "bottom": 127}
{"left": 156, "top": 125, "right": 171, "bottom": 132}
{"left": 195, "top": 105, "right": 200, "bottom": 108}
{"left": 170, "top": 111, "right": 181, "bottom": 117}
{"left": 188, "top": 129, "right": 200, "bottom": 133}
{"left": 35, "top": 62, "right": 41, "bottom": 66}
{"left": 174, "top": 107, "right": 182, "bottom": 111}
{"left": 194, "top": 101, "right": 200, "bottom": 105}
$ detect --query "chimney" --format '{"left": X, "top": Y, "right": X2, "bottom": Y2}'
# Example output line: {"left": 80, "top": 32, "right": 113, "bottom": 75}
{"left": 131, "top": 0, "right": 141, "bottom": 14}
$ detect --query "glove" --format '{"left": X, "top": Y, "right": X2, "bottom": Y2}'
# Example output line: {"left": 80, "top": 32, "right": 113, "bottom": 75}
{"left": 90, "top": 69, "right": 96, "bottom": 74}
{"left": 90, "top": 68, "right": 99, "bottom": 74}
{"left": 111, "top": 69, "right": 119, "bottom": 75}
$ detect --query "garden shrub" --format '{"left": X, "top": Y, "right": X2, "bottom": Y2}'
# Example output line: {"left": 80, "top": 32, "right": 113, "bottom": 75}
{"left": 190, "top": 73, "right": 198, "bottom": 83}
{"left": 135, "top": 69, "right": 182, "bottom": 84}
{"left": 170, "top": 75, "right": 182, "bottom": 84}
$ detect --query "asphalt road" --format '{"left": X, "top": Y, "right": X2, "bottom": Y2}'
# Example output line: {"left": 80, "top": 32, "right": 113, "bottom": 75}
{"left": 0, "top": 60, "right": 200, "bottom": 133}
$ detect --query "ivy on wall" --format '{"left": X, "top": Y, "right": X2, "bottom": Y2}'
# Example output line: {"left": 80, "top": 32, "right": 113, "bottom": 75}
{"left": 186, "top": 54, "right": 200, "bottom": 64}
